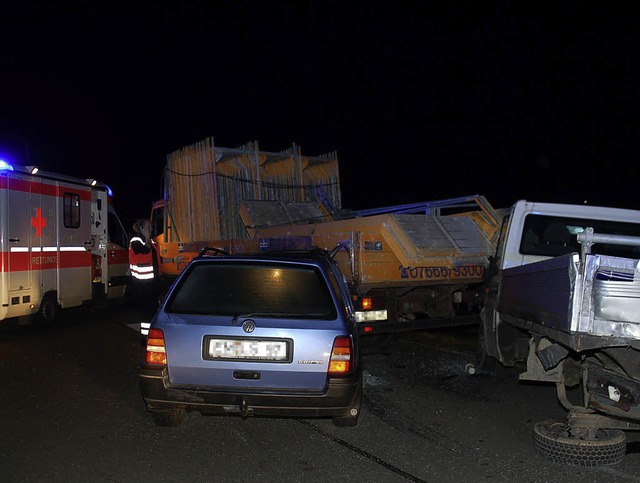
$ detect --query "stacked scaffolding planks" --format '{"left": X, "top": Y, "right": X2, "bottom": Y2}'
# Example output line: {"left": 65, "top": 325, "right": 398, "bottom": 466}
{"left": 165, "top": 137, "right": 341, "bottom": 241}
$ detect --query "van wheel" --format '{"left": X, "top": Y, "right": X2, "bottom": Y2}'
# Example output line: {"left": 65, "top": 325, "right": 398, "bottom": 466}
{"left": 37, "top": 293, "right": 60, "bottom": 327}
{"left": 533, "top": 419, "right": 626, "bottom": 466}
{"left": 152, "top": 407, "right": 186, "bottom": 427}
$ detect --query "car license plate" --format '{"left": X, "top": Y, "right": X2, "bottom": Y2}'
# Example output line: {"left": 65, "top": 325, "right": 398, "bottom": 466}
{"left": 206, "top": 338, "right": 289, "bottom": 361}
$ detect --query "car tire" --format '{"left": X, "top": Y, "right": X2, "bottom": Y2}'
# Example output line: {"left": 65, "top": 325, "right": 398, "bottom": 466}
{"left": 475, "top": 319, "right": 496, "bottom": 374}
{"left": 152, "top": 407, "right": 186, "bottom": 427}
{"left": 333, "top": 413, "right": 359, "bottom": 427}
{"left": 334, "top": 383, "right": 362, "bottom": 427}
{"left": 533, "top": 419, "right": 626, "bottom": 466}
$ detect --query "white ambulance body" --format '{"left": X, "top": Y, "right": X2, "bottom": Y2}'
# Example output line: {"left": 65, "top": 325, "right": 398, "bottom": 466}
{"left": 0, "top": 161, "right": 130, "bottom": 323}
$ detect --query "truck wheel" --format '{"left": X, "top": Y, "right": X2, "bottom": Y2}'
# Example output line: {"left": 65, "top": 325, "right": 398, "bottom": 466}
{"left": 152, "top": 407, "right": 186, "bottom": 427}
{"left": 37, "top": 293, "right": 60, "bottom": 327}
{"left": 533, "top": 419, "right": 626, "bottom": 466}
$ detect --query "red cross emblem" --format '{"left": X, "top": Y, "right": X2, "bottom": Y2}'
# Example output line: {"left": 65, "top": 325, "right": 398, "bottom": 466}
{"left": 31, "top": 208, "right": 47, "bottom": 237}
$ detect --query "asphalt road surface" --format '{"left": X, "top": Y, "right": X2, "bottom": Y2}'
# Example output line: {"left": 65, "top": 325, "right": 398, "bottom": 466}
{"left": 1, "top": 302, "right": 639, "bottom": 482}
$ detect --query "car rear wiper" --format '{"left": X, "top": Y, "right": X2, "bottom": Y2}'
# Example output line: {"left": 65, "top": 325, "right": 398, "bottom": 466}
{"left": 231, "top": 313, "right": 254, "bottom": 324}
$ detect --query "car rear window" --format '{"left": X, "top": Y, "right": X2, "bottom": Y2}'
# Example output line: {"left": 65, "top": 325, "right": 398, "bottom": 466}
{"left": 165, "top": 261, "right": 338, "bottom": 319}
{"left": 520, "top": 214, "right": 640, "bottom": 259}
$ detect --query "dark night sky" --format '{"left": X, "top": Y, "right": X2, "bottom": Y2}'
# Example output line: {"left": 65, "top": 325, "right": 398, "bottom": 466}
{"left": 1, "top": 1, "right": 639, "bottom": 229}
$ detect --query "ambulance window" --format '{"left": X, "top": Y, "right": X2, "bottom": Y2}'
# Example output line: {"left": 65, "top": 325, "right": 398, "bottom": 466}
{"left": 63, "top": 193, "right": 81, "bottom": 228}
{"left": 108, "top": 211, "right": 128, "bottom": 248}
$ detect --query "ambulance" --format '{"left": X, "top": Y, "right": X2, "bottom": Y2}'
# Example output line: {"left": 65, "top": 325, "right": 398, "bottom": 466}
{"left": 0, "top": 159, "right": 130, "bottom": 324}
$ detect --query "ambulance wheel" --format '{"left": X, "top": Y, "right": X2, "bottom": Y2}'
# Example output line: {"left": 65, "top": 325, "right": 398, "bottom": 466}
{"left": 37, "top": 292, "right": 60, "bottom": 327}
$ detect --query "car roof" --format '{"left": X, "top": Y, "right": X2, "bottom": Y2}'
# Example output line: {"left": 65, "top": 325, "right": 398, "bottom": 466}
{"left": 194, "top": 247, "right": 334, "bottom": 265}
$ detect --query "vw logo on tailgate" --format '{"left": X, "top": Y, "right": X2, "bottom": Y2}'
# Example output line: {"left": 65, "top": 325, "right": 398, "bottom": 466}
{"left": 242, "top": 319, "right": 256, "bottom": 333}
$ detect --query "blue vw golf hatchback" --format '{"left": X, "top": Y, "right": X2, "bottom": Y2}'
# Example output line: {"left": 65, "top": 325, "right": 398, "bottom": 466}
{"left": 138, "top": 248, "right": 362, "bottom": 427}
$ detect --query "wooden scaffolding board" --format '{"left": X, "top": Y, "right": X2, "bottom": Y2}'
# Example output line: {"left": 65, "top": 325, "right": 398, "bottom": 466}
{"left": 165, "top": 137, "right": 341, "bottom": 240}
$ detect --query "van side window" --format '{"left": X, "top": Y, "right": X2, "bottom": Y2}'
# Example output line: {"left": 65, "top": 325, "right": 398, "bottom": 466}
{"left": 63, "top": 193, "right": 81, "bottom": 228}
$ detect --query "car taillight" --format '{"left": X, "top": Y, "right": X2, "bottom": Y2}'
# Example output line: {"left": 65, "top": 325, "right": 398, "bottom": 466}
{"left": 146, "top": 328, "right": 167, "bottom": 365}
{"left": 328, "top": 336, "right": 352, "bottom": 375}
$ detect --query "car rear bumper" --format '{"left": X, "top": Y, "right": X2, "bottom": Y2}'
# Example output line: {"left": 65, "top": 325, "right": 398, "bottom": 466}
{"left": 137, "top": 365, "right": 362, "bottom": 419}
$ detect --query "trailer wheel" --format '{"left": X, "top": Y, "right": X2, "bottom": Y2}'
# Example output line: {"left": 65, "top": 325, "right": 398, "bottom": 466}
{"left": 533, "top": 419, "right": 626, "bottom": 466}
{"left": 37, "top": 292, "right": 60, "bottom": 327}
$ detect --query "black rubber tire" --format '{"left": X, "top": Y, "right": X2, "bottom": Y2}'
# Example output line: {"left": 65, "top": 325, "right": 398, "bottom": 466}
{"left": 533, "top": 419, "right": 626, "bottom": 466}
{"left": 152, "top": 407, "right": 186, "bottom": 427}
{"left": 36, "top": 292, "right": 60, "bottom": 327}
{"left": 333, "top": 412, "right": 359, "bottom": 427}
{"left": 333, "top": 383, "right": 362, "bottom": 427}
{"left": 475, "top": 319, "right": 496, "bottom": 374}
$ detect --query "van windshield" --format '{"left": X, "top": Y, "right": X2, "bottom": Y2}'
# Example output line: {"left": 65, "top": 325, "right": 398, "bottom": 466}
{"left": 165, "top": 261, "right": 337, "bottom": 319}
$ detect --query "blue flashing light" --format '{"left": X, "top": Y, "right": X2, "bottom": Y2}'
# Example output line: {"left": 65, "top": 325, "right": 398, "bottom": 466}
{"left": 0, "top": 160, "right": 14, "bottom": 171}
{"left": 106, "top": 185, "right": 113, "bottom": 197}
